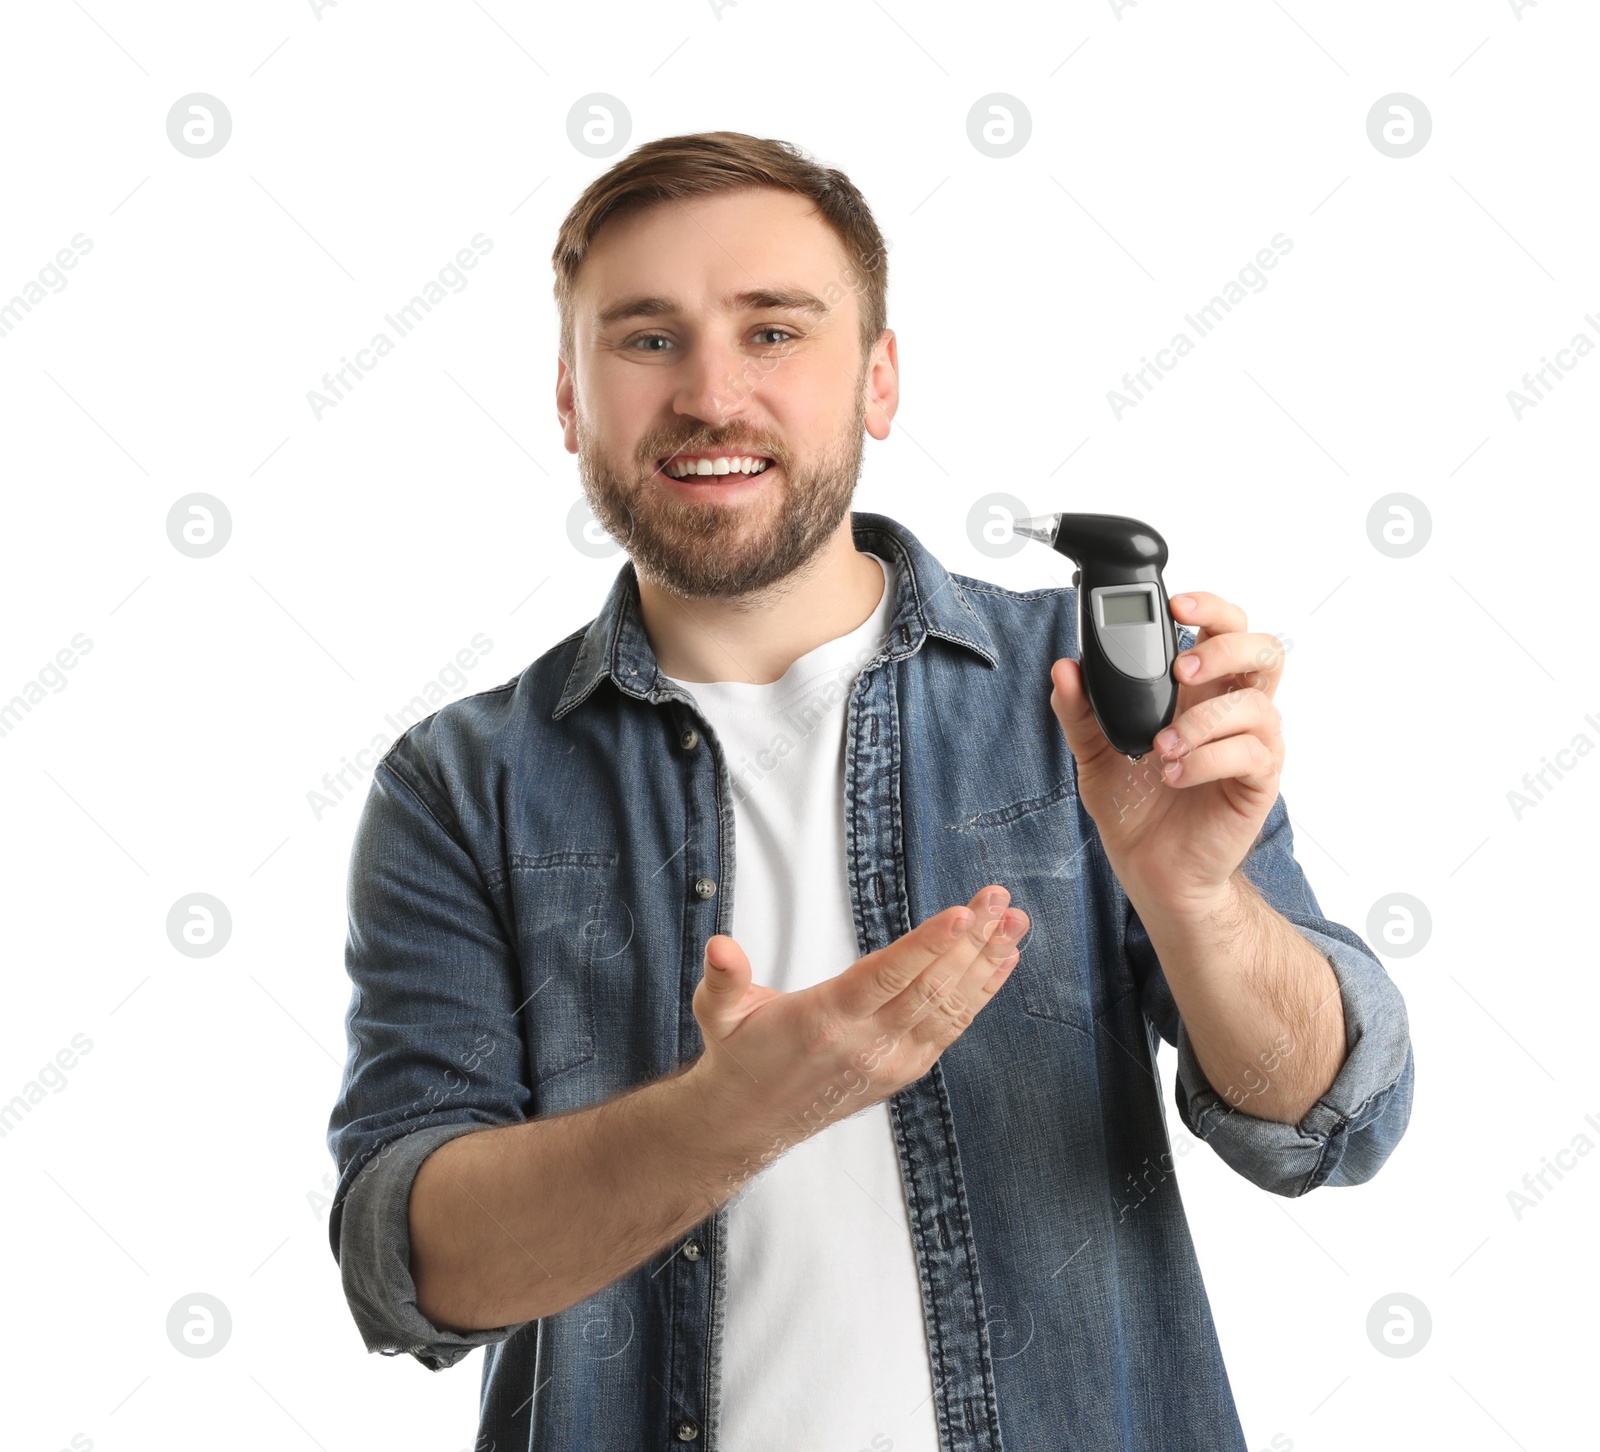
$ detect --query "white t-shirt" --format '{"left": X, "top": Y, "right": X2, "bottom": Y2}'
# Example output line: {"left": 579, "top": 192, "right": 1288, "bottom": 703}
{"left": 660, "top": 551, "right": 941, "bottom": 1452}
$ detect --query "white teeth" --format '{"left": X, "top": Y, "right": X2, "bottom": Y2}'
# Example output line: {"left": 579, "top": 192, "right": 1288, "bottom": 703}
{"left": 666, "top": 455, "right": 771, "bottom": 478}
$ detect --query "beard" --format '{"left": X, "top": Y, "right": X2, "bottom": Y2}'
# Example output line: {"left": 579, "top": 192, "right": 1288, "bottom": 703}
{"left": 575, "top": 375, "right": 868, "bottom": 607}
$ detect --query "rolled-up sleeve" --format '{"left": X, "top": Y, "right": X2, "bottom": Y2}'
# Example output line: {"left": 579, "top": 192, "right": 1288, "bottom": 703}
{"left": 337, "top": 1121, "right": 522, "bottom": 1369}
{"left": 1130, "top": 773, "right": 1415, "bottom": 1198}
{"left": 326, "top": 750, "right": 536, "bottom": 1368}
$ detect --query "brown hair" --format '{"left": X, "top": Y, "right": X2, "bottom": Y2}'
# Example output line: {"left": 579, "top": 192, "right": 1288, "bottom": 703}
{"left": 550, "top": 130, "right": 890, "bottom": 370}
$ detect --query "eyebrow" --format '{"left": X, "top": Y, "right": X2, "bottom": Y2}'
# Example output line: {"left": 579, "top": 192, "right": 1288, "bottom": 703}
{"left": 594, "top": 288, "right": 830, "bottom": 330}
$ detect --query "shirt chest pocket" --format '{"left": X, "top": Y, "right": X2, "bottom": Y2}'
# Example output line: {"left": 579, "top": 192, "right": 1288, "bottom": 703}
{"left": 949, "top": 777, "right": 1128, "bottom": 1036}
{"left": 506, "top": 849, "right": 620, "bottom": 1086}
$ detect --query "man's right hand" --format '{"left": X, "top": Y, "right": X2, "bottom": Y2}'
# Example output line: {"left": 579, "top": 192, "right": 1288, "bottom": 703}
{"left": 688, "top": 885, "right": 1027, "bottom": 1174}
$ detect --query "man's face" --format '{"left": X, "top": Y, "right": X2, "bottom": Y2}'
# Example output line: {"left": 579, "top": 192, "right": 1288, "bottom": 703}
{"left": 559, "top": 186, "right": 885, "bottom": 601}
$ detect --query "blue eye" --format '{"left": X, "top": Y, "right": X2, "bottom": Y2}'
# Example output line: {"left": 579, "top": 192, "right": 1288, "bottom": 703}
{"left": 628, "top": 329, "right": 797, "bottom": 352}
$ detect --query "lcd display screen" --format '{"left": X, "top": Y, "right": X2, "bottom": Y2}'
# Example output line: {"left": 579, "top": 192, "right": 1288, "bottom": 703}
{"left": 1102, "top": 591, "right": 1154, "bottom": 626}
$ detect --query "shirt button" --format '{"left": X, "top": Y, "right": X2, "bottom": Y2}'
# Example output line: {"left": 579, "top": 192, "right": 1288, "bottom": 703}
{"left": 683, "top": 1238, "right": 704, "bottom": 1261}
{"left": 675, "top": 1419, "right": 700, "bottom": 1440}
{"left": 680, "top": 727, "right": 700, "bottom": 749}
{"left": 693, "top": 876, "right": 717, "bottom": 899}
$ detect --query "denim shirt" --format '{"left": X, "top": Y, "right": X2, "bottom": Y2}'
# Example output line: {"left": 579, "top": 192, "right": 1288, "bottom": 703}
{"left": 326, "top": 509, "right": 1414, "bottom": 1451}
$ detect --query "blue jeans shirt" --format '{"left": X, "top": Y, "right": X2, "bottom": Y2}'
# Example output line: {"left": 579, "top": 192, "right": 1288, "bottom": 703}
{"left": 326, "top": 509, "right": 1414, "bottom": 1450}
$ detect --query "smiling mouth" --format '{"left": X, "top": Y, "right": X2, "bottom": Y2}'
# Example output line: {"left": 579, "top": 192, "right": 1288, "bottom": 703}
{"left": 655, "top": 455, "right": 776, "bottom": 480}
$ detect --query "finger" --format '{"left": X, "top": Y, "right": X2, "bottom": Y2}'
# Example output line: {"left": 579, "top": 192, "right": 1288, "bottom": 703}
{"left": 887, "top": 904, "right": 1028, "bottom": 1043}
{"left": 1154, "top": 686, "right": 1281, "bottom": 764}
{"left": 695, "top": 935, "right": 751, "bottom": 1022}
{"left": 1158, "top": 730, "right": 1281, "bottom": 795}
{"left": 1049, "top": 656, "right": 1113, "bottom": 766}
{"left": 693, "top": 937, "right": 761, "bottom": 1085}
{"left": 1168, "top": 591, "right": 1247, "bottom": 649}
{"left": 833, "top": 886, "right": 1007, "bottom": 1018}
{"left": 1174, "top": 630, "right": 1287, "bottom": 696}
{"left": 939, "top": 905, "right": 1029, "bottom": 1013}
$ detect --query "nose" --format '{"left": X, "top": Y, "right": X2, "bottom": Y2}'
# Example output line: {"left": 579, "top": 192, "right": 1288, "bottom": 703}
{"left": 670, "top": 332, "right": 766, "bottom": 432}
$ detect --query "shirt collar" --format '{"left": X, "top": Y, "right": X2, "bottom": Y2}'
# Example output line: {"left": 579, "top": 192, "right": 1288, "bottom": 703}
{"left": 552, "top": 509, "right": 999, "bottom": 720}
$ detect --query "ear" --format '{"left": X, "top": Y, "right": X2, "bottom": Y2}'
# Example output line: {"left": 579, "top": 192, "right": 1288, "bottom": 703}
{"left": 863, "top": 329, "right": 898, "bottom": 441}
{"left": 556, "top": 356, "right": 579, "bottom": 455}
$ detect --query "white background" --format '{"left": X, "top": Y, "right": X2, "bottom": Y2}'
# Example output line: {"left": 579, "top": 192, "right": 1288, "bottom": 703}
{"left": 2, "top": 2, "right": 1593, "bottom": 1449}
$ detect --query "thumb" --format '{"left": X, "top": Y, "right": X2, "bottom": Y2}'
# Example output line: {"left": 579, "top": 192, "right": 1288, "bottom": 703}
{"left": 700, "top": 933, "right": 750, "bottom": 1000}
{"left": 1049, "top": 655, "right": 1111, "bottom": 765}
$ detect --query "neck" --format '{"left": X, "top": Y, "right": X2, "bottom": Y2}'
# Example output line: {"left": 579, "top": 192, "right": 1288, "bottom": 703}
{"left": 638, "top": 516, "right": 886, "bottom": 685}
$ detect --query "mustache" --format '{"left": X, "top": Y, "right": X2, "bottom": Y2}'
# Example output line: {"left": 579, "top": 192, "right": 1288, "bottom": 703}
{"left": 648, "top": 441, "right": 779, "bottom": 464}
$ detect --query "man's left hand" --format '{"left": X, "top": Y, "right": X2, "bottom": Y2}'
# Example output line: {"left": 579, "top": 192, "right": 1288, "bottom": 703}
{"left": 1048, "top": 591, "right": 1287, "bottom": 919}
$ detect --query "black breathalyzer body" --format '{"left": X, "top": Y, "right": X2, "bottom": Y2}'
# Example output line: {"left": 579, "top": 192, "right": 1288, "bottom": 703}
{"left": 1013, "top": 512, "right": 1179, "bottom": 760}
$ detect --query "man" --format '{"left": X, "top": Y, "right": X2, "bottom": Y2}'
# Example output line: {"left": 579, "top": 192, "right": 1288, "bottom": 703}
{"left": 326, "top": 131, "right": 1414, "bottom": 1451}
